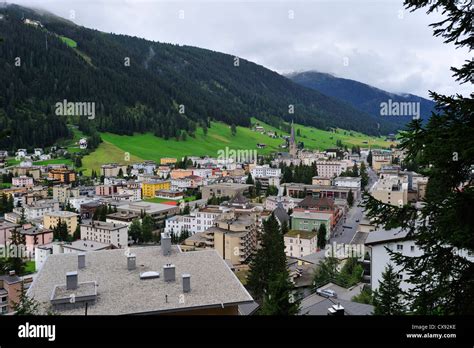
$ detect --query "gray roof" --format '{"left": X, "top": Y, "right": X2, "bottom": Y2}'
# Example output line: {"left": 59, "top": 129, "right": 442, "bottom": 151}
{"left": 274, "top": 202, "right": 290, "bottom": 225}
{"left": 63, "top": 240, "right": 112, "bottom": 252}
{"left": 300, "top": 292, "right": 374, "bottom": 315}
{"left": 28, "top": 246, "right": 253, "bottom": 315}
{"left": 365, "top": 227, "right": 410, "bottom": 246}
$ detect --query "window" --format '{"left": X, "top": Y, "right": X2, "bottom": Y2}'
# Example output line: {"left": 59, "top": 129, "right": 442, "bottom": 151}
{"left": 397, "top": 274, "right": 403, "bottom": 280}
{"left": 410, "top": 246, "right": 415, "bottom": 252}
{"left": 397, "top": 244, "right": 403, "bottom": 251}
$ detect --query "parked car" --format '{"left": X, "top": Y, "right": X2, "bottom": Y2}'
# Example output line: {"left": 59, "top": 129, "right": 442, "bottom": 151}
{"left": 317, "top": 288, "right": 338, "bottom": 298}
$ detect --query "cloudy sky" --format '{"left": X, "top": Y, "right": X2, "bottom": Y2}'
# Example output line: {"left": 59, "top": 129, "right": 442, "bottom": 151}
{"left": 12, "top": 0, "right": 471, "bottom": 98}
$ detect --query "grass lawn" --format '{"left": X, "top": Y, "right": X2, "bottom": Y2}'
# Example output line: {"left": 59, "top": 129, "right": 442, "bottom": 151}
{"left": 80, "top": 118, "right": 394, "bottom": 173}
{"left": 23, "top": 260, "right": 36, "bottom": 275}
{"left": 0, "top": 183, "right": 12, "bottom": 188}
{"left": 34, "top": 158, "right": 73, "bottom": 166}
{"left": 59, "top": 36, "right": 77, "bottom": 48}
{"left": 81, "top": 141, "right": 143, "bottom": 175}
{"left": 101, "top": 119, "right": 393, "bottom": 162}
{"left": 143, "top": 197, "right": 176, "bottom": 204}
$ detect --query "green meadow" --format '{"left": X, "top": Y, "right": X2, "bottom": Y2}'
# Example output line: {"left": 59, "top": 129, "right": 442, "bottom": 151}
{"left": 80, "top": 118, "right": 394, "bottom": 172}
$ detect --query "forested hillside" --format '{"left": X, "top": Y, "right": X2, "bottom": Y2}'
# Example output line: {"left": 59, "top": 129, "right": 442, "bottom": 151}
{"left": 0, "top": 4, "right": 400, "bottom": 150}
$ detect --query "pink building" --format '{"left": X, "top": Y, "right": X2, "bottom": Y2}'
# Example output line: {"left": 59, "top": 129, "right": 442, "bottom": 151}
{"left": 0, "top": 220, "right": 19, "bottom": 246}
{"left": 18, "top": 224, "right": 53, "bottom": 257}
{"left": 12, "top": 175, "right": 34, "bottom": 187}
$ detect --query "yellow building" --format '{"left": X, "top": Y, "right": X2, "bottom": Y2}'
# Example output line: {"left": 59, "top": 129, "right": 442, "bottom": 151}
{"left": 160, "top": 158, "right": 177, "bottom": 165}
{"left": 43, "top": 211, "right": 79, "bottom": 235}
{"left": 142, "top": 180, "right": 171, "bottom": 198}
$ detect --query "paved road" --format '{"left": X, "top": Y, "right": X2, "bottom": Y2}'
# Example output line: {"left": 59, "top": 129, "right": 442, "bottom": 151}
{"left": 329, "top": 167, "right": 379, "bottom": 245}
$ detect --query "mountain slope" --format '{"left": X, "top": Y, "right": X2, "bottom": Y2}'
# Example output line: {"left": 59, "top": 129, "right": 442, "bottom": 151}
{"left": 0, "top": 4, "right": 399, "bottom": 150}
{"left": 288, "top": 71, "right": 436, "bottom": 129}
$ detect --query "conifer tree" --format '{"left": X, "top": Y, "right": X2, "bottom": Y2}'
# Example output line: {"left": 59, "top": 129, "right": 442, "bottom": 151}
{"left": 373, "top": 264, "right": 406, "bottom": 315}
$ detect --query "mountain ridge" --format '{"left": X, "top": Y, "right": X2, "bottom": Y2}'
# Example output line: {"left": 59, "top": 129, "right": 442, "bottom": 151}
{"left": 1, "top": 4, "right": 402, "bottom": 151}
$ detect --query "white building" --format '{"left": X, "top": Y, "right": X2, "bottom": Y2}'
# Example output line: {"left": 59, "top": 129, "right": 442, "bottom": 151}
{"left": 68, "top": 197, "right": 97, "bottom": 212}
{"left": 80, "top": 221, "right": 129, "bottom": 249}
{"left": 334, "top": 177, "right": 362, "bottom": 189}
{"left": 362, "top": 228, "right": 474, "bottom": 293}
{"left": 192, "top": 168, "right": 213, "bottom": 178}
{"left": 264, "top": 196, "right": 302, "bottom": 212}
{"left": 13, "top": 200, "right": 60, "bottom": 221}
{"left": 164, "top": 207, "right": 222, "bottom": 235}
{"left": 316, "top": 161, "right": 350, "bottom": 178}
{"left": 117, "top": 187, "right": 142, "bottom": 201}
{"left": 251, "top": 165, "right": 281, "bottom": 179}
{"left": 12, "top": 176, "right": 34, "bottom": 187}
{"left": 284, "top": 230, "right": 318, "bottom": 258}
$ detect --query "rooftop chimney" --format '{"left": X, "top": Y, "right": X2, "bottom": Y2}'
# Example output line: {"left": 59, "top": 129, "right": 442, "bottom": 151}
{"left": 161, "top": 232, "right": 172, "bottom": 256}
{"left": 328, "top": 303, "right": 345, "bottom": 316}
{"left": 78, "top": 253, "right": 86, "bottom": 269}
{"left": 182, "top": 274, "right": 191, "bottom": 293}
{"left": 66, "top": 271, "right": 78, "bottom": 290}
{"left": 163, "top": 264, "right": 175, "bottom": 282}
{"left": 127, "top": 253, "right": 136, "bottom": 271}
{"left": 9, "top": 270, "right": 15, "bottom": 277}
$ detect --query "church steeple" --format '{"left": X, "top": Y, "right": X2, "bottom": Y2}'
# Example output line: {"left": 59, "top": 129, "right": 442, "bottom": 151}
{"left": 289, "top": 120, "right": 297, "bottom": 157}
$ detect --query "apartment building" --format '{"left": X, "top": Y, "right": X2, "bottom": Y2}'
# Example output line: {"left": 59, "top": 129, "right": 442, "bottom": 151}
{"left": 316, "top": 161, "right": 350, "bottom": 178}
{"left": 291, "top": 211, "right": 332, "bottom": 241}
{"left": 12, "top": 175, "right": 34, "bottom": 187}
{"left": 208, "top": 212, "right": 258, "bottom": 265}
{"left": 100, "top": 164, "right": 128, "bottom": 178}
{"left": 250, "top": 165, "right": 281, "bottom": 179}
{"left": 284, "top": 230, "right": 318, "bottom": 258}
{"left": 141, "top": 180, "right": 171, "bottom": 198}
{"left": 48, "top": 168, "right": 76, "bottom": 183}
{"left": 311, "top": 176, "right": 332, "bottom": 186}
{"left": 18, "top": 224, "right": 54, "bottom": 256}
{"left": 13, "top": 200, "right": 60, "bottom": 221}
{"left": 264, "top": 196, "right": 302, "bottom": 212}
{"left": 53, "top": 185, "right": 80, "bottom": 204}
{"left": 80, "top": 221, "right": 128, "bottom": 249}
{"left": 371, "top": 177, "right": 408, "bottom": 206}
{"left": 201, "top": 183, "right": 251, "bottom": 201}
{"left": 0, "top": 271, "right": 23, "bottom": 314}
{"left": 43, "top": 211, "right": 79, "bottom": 235}
{"left": 164, "top": 206, "right": 222, "bottom": 236}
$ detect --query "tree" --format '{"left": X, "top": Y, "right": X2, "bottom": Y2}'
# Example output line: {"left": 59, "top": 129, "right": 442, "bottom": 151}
{"left": 255, "top": 180, "right": 262, "bottom": 196}
{"left": 362, "top": 0, "right": 474, "bottom": 314}
{"left": 360, "top": 161, "right": 369, "bottom": 188}
{"left": 182, "top": 204, "right": 190, "bottom": 215}
{"left": 367, "top": 150, "right": 373, "bottom": 167}
{"left": 141, "top": 214, "right": 154, "bottom": 243}
{"left": 373, "top": 265, "right": 405, "bottom": 315}
{"left": 129, "top": 219, "right": 142, "bottom": 243}
{"left": 245, "top": 173, "right": 254, "bottom": 185}
{"left": 352, "top": 286, "right": 373, "bottom": 305}
{"left": 261, "top": 272, "right": 300, "bottom": 315}
{"left": 13, "top": 282, "right": 40, "bottom": 315}
{"left": 312, "top": 256, "right": 339, "bottom": 288}
{"left": 351, "top": 163, "right": 359, "bottom": 177}
{"left": 53, "top": 219, "right": 69, "bottom": 242}
{"left": 117, "top": 168, "right": 124, "bottom": 178}
{"left": 247, "top": 214, "right": 287, "bottom": 302}
{"left": 18, "top": 208, "right": 27, "bottom": 225}
{"left": 347, "top": 189, "right": 354, "bottom": 207}
{"left": 73, "top": 225, "right": 81, "bottom": 240}
{"left": 317, "top": 224, "right": 327, "bottom": 250}
{"left": 231, "top": 124, "right": 237, "bottom": 136}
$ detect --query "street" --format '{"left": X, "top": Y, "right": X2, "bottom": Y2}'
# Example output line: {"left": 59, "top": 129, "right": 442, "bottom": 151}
{"left": 329, "top": 166, "right": 378, "bottom": 245}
